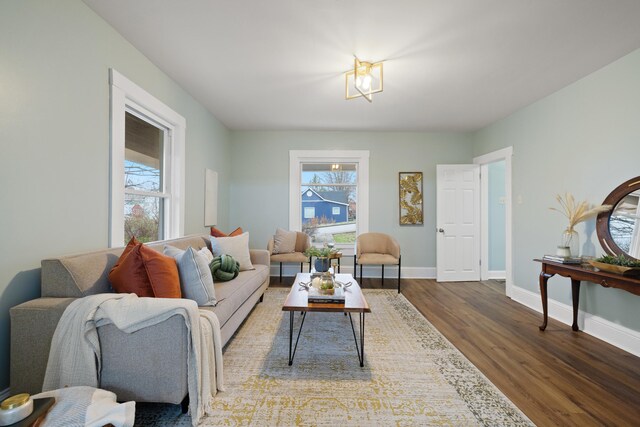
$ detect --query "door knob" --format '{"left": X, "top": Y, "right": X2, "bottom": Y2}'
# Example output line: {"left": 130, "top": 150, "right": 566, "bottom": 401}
{"left": 437, "top": 228, "right": 445, "bottom": 233}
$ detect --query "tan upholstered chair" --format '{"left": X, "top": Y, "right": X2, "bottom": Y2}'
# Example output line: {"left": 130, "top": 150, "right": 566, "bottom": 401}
{"left": 268, "top": 231, "right": 312, "bottom": 282}
{"left": 354, "top": 232, "right": 401, "bottom": 293}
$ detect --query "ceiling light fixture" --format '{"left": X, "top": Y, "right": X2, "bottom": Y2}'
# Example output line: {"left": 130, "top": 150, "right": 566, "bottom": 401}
{"left": 345, "top": 57, "right": 383, "bottom": 103}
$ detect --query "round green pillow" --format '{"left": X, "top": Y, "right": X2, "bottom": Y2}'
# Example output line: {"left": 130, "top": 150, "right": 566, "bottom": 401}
{"left": 209, "top": 254, "right": 240, "bottom": 282}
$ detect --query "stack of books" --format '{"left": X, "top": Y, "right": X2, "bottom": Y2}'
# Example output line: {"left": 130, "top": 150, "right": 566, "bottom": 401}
{"left": 542, "top": 254, "right": 582, "bottom": 264}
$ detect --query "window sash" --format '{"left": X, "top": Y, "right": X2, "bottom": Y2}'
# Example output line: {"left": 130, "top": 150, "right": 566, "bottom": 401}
{"left": 289, "top": 150, "right": 369, "bottom": 255}
{"left": 110, "top": 69, "right": 186, "bottom": 248}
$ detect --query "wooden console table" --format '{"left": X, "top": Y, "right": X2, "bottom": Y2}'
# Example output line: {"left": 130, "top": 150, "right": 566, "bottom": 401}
{"left": 535, "top": 259, "right": 640, "bottom": 331}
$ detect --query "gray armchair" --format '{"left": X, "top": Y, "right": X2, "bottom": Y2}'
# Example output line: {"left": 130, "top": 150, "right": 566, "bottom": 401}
{"left": 354, "top": 232, "right": 401, "bottom": 293}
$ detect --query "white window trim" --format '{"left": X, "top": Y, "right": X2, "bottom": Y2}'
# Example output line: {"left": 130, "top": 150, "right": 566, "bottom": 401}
{"left": 289, "top": 150, "right": 369, "bottom": 254}
{"left": 109, "top": 69, "right": 186, "bottom": 247}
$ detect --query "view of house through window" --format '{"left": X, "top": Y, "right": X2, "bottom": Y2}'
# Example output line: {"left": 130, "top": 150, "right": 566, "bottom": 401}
{"left": 124, "top": 112, "right": 168, "bottom": 243}
{"left": 301, "top": 163, "right": 357, "bottom": 244}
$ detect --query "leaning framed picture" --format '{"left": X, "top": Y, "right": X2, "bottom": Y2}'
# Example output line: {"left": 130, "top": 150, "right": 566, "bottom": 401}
{"left": 399, "top": 172, "right": 424, "bottom": 225}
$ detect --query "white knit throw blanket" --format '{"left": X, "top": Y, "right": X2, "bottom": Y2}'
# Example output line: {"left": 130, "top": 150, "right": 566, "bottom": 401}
{"left": 42, "top": 293, "right": 224, "bottom": 426}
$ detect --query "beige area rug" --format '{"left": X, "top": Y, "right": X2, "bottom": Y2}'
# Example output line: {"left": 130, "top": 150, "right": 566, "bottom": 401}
{"left": 136, "top": 288, "right": 533, "bottom": 426}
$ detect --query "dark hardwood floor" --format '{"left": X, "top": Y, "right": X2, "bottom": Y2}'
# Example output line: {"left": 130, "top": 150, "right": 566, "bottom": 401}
{"left": 270, "top": 275, "right": 640, "bottom": 426}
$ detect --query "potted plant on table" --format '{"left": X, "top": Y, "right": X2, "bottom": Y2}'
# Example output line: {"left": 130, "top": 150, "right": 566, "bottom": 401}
{"left": 305, "top": 246, "right": 339, "bottom": 273}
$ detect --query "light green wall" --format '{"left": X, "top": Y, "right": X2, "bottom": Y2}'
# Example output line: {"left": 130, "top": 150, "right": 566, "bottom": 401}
{"left": 473, "top": 48, "right": 640, "bottom": 331}
{"left": 0, "top": 0, "right": 231, "bottom": 390}
{"left": 229, "top": 131, "right": 474, "bottom": 268}
{"left": 488, "top": 161, "right": 506, "bottom": 271}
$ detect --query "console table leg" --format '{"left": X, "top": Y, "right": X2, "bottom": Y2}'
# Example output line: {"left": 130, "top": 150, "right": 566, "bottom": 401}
{"left": 571, "top": 279, "right": 581, "bottom": 331}
{"left": 539, "top": 272, "right": 552, "bottom": 331}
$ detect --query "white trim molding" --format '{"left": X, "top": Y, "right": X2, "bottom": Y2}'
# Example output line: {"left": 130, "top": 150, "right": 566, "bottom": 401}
{"left": 488, "top": 270, "right": 506, "bottom": 280}
{"left": 109, "top": 69, "right": 186, "bottom": 247}
{"left": 289, "top": 150, "right": 370, "bottom": 237}
{"left": 511, "top": 285, "right": 640, "bottom": 357}
{"left": 473, "top": 146, "right": 513, "bottom": 298}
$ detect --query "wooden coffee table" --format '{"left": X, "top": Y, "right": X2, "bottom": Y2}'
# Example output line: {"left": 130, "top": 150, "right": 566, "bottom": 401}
{"left": 282, "top": 273, "right": 371, "bottom": 367}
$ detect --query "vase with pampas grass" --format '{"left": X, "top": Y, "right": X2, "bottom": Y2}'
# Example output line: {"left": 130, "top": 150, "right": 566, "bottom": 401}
{"left": 550, "top": 193, "right": 612, "bottom": 257}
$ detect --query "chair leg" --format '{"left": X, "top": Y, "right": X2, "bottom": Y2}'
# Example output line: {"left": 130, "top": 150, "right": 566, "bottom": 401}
{"left": 181, "top": 394, "right": 189, "bottom": 414}
{"left": 360, "top": 264, "right": 363, "bottom": 285}
{"left": 398, "top": 256, "right": 402, "bottom": 294}
{"left": 279, "top": 262, "right": 283, "bottom": 282}
{"left": 300, "top": 262, "right": 303, "bottom": 273}
{"left": 353, "top": 256, "right": 357, "bottom": 280}
{"left": 309, "top": 257, "right": 312, "bottom": 273}
{"left": 381, "top": 264, "right": 385, "bottom": 288}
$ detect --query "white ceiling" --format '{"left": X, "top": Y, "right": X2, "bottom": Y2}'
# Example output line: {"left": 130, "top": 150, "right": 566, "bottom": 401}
{"left": 85, "top": 0, "right": 640, "bottom": 132}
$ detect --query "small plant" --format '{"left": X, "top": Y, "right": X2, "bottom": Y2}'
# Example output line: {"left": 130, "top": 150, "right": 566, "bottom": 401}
{"left": 320, "top": 281, "right": 335, "bottom": 290}
{"left": 304, "top": 246, "right": 338, "bottom": 258}
{"left": 595, "top": 254, "right": 640, "bottom": 268}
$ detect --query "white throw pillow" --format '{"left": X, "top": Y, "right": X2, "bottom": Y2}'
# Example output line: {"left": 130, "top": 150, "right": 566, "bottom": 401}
{"left": 273, "top": 228, "right": 297, "bottom": 254}
{"left": 198, "top": 246, "right": 215, "bottom": 264}
{"left": 164, "top": 245, "right": 217, "bottom": 306}
{"left": 210, "top": 232, "right": 254, "bottom": 271}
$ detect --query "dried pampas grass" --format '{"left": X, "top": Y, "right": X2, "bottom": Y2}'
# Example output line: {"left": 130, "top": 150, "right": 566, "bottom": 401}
{"left": 550, "top": 192, "right": 612, "bottom": 231}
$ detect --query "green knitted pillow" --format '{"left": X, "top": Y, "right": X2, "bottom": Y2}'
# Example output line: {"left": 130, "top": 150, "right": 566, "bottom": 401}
{"left": 209, "top": 254, "right": 240, "bottom": 282}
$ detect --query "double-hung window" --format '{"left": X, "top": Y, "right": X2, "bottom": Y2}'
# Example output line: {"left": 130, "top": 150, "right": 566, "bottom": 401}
{"left": 289, "top": 151, "right": 369, "bottom": 254}
{"left": 110, "top": 70, "right": 185, "bottom": 247}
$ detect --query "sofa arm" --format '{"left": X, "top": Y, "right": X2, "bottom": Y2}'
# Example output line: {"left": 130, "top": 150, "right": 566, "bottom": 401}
{"left": 98, "top": 314, "right": 189, "bottom": 403}
{"left": 250, "top": 249, "right": 270, "bottom": 267}
{"left": 10, "top": 297, "right": 77, "bottom": 394}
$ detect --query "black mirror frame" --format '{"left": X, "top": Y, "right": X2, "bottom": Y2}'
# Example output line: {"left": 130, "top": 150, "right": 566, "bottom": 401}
{"left": 596, "top": 176, "right": 640, "bottom": 261}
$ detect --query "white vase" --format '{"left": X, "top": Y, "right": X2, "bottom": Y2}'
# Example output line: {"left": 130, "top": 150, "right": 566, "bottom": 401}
{"left": 560, "top": 228, "right": 580, "bottom": 257}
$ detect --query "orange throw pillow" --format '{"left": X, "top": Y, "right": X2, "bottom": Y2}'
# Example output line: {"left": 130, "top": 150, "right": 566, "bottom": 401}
{"left": 139, "top": 245, "right": 181, "bottom": 298}
{"left": 109, "top": 243, "right": 154, "bottom": 297}
{"left": 210, "top": 226, "right": 243, "bottom": 237}
{"left": 210, "top": 227, "right": 226, "bottom": 238}
{"left": 108, "top": 238, "right": 181, "bottom": 298}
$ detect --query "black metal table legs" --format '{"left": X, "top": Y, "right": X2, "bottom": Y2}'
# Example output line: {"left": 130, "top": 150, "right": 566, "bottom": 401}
{"left": 287, "top": 312, "right": 366, "bottom": 367}
{"left": 348, "top": 312, "right": 365, "bottom": 367}
{"left": 288, "top": 311, "right": 306, "bottom": 366}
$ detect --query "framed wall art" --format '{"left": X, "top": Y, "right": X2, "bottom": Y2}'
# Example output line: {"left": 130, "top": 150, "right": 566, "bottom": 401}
{"left": 399, "top": 172, "right": 423, "bottom": 225}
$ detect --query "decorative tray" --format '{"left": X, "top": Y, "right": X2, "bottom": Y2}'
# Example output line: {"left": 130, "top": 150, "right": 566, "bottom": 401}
{"left": 300, "top": 275, "right": 352, "bottom": 303}
{"left": 588, "top": 260, "right": 640, "bottom": 276}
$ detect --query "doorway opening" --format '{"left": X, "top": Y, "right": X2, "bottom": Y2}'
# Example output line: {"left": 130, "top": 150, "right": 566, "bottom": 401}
{"left": 474, "top": 147, "right": 513, "bottom": 297}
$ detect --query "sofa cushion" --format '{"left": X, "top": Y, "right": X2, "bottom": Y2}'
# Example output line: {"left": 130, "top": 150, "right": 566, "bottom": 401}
{"left": 198, "top": 247, "right": 214, "bottom": 264}
{"left": 164, "top": 246, "right": 217, "bottom": 306}
{"left": 109, "top": 243, "right": 181, "bottom": 298}
{"left": 210, "top": 232, "right": 254, "bottom": 271}
{"left": 108, "top": 244, "right": 155, "bottom": 297}
{"left": 139, "top": 245, "right": 181, "bottom": 298}
{"left": 273, "top": 228, "right": 297, "bottom": 254}
{"left": 202, "top": 264, "right": 269, "bottom": 327}
{"left": 210, "top": 227, "right": 243, "bottom": 238}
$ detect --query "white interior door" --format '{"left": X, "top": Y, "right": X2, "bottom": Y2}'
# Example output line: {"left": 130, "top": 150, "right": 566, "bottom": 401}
{"left": 436, "top": 164, "right": 481, "bottom": 282}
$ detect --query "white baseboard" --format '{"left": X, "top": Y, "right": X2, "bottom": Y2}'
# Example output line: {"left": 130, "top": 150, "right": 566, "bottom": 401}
{"left": 270, "top": 265, "right": 436, "bottom": 279}
{"left": 487, "top": 270, "right": 506, "bottom": 280}
{"left": 0, "top": 387, "right": 10, "bottom": 401}
{"left": 511, "top": 285, "right": 640, "bottom": 357}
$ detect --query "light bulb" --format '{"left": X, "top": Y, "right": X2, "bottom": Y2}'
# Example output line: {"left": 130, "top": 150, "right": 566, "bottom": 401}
{"left": 356, "top": 73, "right": 372, "bottom": 92}
{"left": 361, "top": 74, "right": 372, "bottom": 91}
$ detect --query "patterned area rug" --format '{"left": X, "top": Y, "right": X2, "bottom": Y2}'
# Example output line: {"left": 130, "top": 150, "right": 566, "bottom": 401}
{"left": 136, "top": 288, "right": 532, "bottom": 426}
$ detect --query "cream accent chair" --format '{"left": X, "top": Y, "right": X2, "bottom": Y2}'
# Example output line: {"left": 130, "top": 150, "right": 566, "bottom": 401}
{"left": 268, "top": 231, "right": 312, "bottom": 282}
{"left": 354, "top": 232, "right": 401, "bottom": 293}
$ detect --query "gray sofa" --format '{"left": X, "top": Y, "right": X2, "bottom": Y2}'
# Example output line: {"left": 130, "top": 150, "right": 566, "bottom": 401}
{"left": 10, "top": 234, "right": 270, "bottom": 405}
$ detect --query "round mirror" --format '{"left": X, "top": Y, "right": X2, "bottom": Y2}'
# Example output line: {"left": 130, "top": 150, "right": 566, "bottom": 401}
{"left": 596, "top": 176, "right": 640, "bottom": 260}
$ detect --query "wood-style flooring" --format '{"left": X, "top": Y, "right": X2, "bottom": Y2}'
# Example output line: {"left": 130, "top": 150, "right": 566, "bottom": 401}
{"left": 270, "top": 276, "right": 640, "bottom": 426}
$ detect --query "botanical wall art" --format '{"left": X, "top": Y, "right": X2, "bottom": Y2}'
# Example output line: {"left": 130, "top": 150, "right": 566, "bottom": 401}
{"left": 399, "top": 172, "right": 423, "bottom": 225}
